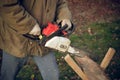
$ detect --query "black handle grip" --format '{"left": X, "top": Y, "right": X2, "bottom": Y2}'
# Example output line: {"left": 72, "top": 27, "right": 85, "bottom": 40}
{"left": 66, "top": 23, "right": 75, "bottom": 36}
{"left": 23, "top": 34, "right": 40, "bottom": 40}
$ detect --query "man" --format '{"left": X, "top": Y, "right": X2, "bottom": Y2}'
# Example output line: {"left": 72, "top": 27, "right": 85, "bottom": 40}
{"left": 0, "top": 0, "right": 72, "bottom": 80}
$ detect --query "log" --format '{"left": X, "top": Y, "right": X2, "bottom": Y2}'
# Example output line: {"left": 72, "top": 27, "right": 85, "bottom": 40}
{"left": 64, "top": 48, "right": 114, "bottom": 80}
{"left": 100, "top": 48, "right": 116, "bottom": 70}
{"left": 64, "top": 54, "right": 89, "bottom": 80}
{"left": 74, "top": 56, "right": 109, "bottom": 80}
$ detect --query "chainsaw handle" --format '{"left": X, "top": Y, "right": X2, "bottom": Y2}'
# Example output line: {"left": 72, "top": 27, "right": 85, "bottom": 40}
{"left": 23, "top": 34, "right": 40, "bottom": 40}
{"left": 69, "top": 23, "right": 75, "bottom": 35}
{"left": 23, "top": 23, "right": 75, "bottom": 45}
{"left": 22, "top": 25, "right": 68, "bottom": 41}
{"left": 60, "top": 24, "right": 68, "bottom": 31}
{"left": 61, "top": 23, "right": 75, "bottom": 36}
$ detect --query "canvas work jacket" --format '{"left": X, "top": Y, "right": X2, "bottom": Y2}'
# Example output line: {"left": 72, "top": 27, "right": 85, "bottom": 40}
{"left": 0, "top": 0, "right": 72, "bottom": 57}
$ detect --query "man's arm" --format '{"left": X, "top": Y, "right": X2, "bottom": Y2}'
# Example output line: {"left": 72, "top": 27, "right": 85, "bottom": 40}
{"left": 0, "top": 0, "right": 37, "bottom": 34}
{"left": 56, "top": 0, "right": 72, "bottom": 23}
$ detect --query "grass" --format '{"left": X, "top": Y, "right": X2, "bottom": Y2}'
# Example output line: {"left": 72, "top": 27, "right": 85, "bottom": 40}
{"left": 17, "top": 20, "right": 120, "bottom": 80}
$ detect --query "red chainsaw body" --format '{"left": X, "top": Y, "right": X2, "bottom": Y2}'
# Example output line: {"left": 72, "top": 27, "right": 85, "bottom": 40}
{"left": 42, "top": 23, "right": 67, "bottom": 37}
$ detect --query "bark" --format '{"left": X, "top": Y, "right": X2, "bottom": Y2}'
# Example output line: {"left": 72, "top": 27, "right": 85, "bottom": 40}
{"left": 74, "top": 56, "right": 109, "bottom": 80}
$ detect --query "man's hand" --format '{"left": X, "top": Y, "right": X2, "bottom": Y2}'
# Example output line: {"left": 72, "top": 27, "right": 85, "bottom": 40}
{"left": 61, "top": 19, "right": 72, "bottom": 31}
{"left": 29, "top": 23, "right": 41, "bottom": 35}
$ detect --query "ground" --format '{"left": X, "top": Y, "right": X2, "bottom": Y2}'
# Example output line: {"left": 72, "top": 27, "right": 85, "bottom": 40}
{"left": 68, "top": 0, "right": 120, "bottom": 35}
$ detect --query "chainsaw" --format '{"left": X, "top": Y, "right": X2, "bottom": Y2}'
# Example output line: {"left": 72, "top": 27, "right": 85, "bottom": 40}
{"left": 23, "top": 22, "right": 88, "bottom": 57}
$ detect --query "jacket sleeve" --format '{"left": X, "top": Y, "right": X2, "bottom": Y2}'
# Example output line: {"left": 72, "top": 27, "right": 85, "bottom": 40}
{"left": 56, "top": 0, "right": 72, "bottom": 23}
{"left": 0, "top": 0, "right": 37, "bottom": 34}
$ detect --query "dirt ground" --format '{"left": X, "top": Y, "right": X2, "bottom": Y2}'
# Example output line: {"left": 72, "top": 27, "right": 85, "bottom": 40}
{"left": 68, "top": 0, "right": 120, "bottom": 35}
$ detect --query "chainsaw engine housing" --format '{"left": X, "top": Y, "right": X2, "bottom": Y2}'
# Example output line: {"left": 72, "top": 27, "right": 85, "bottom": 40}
{"left": 45, "top": 36, "right": 71, "bottom": 52}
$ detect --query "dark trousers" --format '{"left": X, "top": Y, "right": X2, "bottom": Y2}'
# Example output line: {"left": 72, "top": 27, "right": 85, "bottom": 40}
{"left": 0, "top": 51, "right": 59, "bottom": 80}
